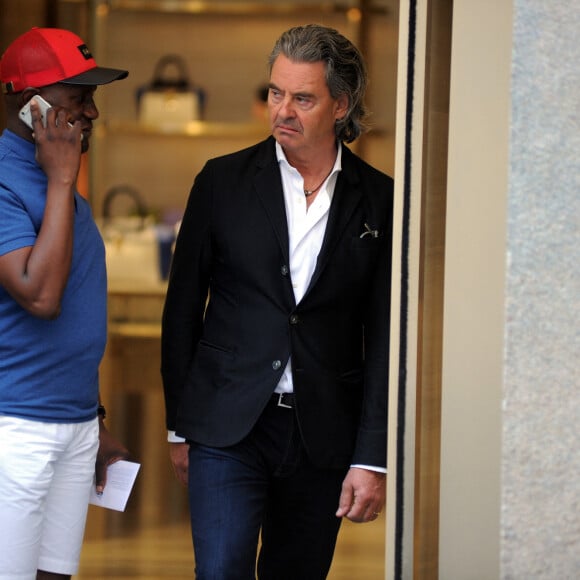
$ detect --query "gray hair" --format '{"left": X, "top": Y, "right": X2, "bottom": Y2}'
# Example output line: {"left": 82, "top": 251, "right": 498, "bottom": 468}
{"left": 268, "top": 24, "right": 369, "bottom": 143}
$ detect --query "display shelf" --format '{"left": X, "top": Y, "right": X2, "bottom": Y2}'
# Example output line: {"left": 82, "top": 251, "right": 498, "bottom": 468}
{"left": 108, "top": 322, "right": 161, "bottom": 338}
{"left": 98, "top": 119, "right": 387, "bottom": 139}
{"left": 99, "top": 119, "right": 271, "bottom": 139}
{"left": 102, "top": 0, "right": 390, "bottom": 17}
{"left": 87, "top": 0, "right": 396, "bottom": 216}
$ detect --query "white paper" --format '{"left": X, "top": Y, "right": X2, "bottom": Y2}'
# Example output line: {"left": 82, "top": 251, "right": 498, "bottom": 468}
{"left": 89, "top": 460, "right": 141, "bottom": 512}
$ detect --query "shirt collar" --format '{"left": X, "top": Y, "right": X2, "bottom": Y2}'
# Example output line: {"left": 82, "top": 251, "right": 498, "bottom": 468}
{"left": 2, "top": 129, "right": 37, "bottom": 161}
{"left": 275, "top": 140, "right": 343, "bottom": 175}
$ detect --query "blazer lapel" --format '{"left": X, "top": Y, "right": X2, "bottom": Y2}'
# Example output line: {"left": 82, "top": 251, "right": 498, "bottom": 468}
{"left": 253, "top": 138, "right": 290, "bottom": 264}
{"left": 306, "top": 150, "right": 362, "bottom": 293}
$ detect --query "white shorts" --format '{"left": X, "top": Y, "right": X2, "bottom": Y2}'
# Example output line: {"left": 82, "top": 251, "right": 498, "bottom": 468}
{"left": 0, "top": 415, "right": 99, "bottom": 579}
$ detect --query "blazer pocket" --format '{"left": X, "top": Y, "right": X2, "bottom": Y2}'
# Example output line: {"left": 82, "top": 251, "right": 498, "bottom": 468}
{"left": 191, "top": 339, "right": 234, "bottom": 376}
{"left": 198, "top": 339, "right": 232, "bottom": 355}
{"left": 337, "top": 367, "right": 363, "bottom": 384}
{"left": 344, "top": 235, "right": 381, "bottom": 276}
{"left": 351, "top": 232, "right": 383, "bottom": 250}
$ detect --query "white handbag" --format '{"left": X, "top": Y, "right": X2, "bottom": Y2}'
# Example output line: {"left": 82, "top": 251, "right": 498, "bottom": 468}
{"left": 98, "top": 185, "right": 162, "bottom": 285}
{"left": 136, "top": 54, "right": 206, "bottom": 129}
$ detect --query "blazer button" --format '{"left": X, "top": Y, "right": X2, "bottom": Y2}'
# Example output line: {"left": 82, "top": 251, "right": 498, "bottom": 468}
{"left": 289, "top": 314, "right": 299, "bottom": 325}
{"left": 272, "top": 360, "right": 282, "bottom": 370}
{"left": 281, "top": 265, "right": 289, "bottom": 276}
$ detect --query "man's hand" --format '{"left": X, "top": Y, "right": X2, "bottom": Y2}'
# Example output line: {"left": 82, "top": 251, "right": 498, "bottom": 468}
{"left": 335, "top": 467, "right": 386, "bottom": 523}
{"left": 95, "top": 420, "right": 131, "bottom": 495}
{"left": 31, "top": 98, "right": 82, "bottom": 185}
{"left": 169, "top": 442, "right": 190, "bottom": 487}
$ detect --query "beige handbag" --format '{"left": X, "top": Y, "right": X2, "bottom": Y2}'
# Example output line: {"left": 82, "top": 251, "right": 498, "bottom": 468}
{"left": 98, "top": 185, "right": 162, "bottom": 285}
{"left": 136, "top": 54, "right": 206, "bottom": 129}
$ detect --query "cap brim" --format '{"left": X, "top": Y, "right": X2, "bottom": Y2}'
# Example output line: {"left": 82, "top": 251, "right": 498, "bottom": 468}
{"left": 60, "top": 66, "right": 128, "bottom": 86}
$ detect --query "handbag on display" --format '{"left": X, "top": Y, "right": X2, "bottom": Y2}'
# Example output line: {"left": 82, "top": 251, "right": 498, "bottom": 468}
{"left": 98, "top": 185, "right": 166, "bottom": 285}
{"left": 136, "top": 54, "right": 206, "bottom": 128}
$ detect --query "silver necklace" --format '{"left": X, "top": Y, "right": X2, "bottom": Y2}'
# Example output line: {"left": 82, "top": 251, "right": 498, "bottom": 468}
{"left": 304, "top": 169, "right": 333, "bottom": 197}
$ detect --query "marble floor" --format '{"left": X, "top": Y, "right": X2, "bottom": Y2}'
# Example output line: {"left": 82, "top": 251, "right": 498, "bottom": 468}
{"left": 77, "top": 512, "right": 385, "bottom": 579}
{"left": 79, "top": 366, "right": 386, "bottom": 579}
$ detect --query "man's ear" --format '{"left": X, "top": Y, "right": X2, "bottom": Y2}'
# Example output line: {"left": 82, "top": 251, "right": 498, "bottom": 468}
{"left": 18, "top": 87, "right": 40, "bottom": 109}
{"left": 6, "top": 87, "right": 40, "bottom": 136}
{"left": 335, "top": 94, "right": 349, "bottom": 120}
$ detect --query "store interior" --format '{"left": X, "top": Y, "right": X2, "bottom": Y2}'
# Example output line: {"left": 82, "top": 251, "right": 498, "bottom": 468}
{"left": 1, "top": 1, "right": 398, "bottom": 577}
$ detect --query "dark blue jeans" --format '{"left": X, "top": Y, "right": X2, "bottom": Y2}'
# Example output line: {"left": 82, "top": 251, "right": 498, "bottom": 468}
{"left": 187, "top": 397, "right": 347, "bottom": 579}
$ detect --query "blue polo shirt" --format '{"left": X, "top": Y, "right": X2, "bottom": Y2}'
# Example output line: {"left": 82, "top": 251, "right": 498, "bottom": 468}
{"left": 0, "top": 130, "right": 107, "bottom": 422}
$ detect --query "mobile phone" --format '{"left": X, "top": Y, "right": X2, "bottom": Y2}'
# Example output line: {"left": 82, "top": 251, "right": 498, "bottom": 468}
{"left": 19, "top": 95, "right": 52, "bottom": 129}
{"left": 19, "top": 95, "right": 76, "bottom": 133}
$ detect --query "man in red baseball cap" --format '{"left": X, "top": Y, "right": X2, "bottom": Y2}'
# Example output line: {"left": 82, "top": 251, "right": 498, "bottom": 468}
{"left": 1, "top": 27, "right": 128, "bottom": 152}
{"left": 0, "top": 28, "right": 129, "bottom": 579}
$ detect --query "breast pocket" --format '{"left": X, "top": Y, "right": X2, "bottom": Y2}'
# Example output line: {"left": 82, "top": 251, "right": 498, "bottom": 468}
{"left": 348, "top": 233, "right": 382, "bottom": 276}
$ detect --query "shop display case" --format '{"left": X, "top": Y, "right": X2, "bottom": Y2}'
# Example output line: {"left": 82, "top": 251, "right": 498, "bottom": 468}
{"left": 81, "top": 0, "right": 396, "bottom": 218}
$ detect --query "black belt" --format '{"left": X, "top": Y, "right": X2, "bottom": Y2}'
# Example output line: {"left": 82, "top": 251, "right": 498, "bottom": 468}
{"left": 271, "top": 392, "right": 295, "bottom": 409}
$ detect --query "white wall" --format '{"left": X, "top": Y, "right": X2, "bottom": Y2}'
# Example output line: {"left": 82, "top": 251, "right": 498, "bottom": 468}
{"left": 438, "top": 1, "right": 513, "bottom": 577}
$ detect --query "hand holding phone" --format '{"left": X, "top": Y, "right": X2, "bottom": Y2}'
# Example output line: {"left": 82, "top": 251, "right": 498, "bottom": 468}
{"left": 19, "top": 96, "right": 52, "bottom": 129}
{"left": 19, "top": 96, "right": 74, "bottom": 131}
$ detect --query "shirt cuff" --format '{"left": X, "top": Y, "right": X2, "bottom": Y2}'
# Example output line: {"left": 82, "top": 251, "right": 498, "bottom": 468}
{"left": 167, "top": 430, "right": 187, "bottom": 443}
{"left": 351, "top": 464, "right": 387, "bottom": 474}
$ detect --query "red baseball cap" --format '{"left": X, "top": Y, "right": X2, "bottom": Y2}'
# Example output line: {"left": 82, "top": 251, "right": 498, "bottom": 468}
{"left": 0, "top": 27, "right": 128, "bottom": 94}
